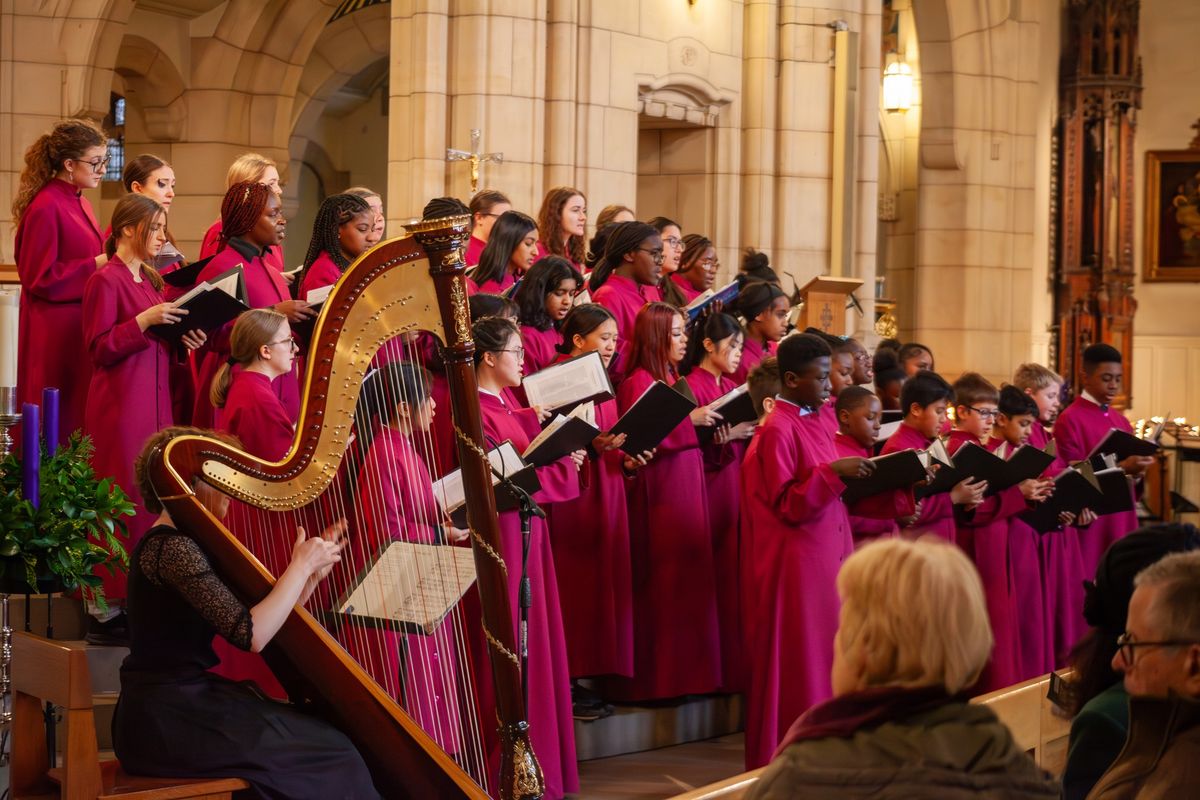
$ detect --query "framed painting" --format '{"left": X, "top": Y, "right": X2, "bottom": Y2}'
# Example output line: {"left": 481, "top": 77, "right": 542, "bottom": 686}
{"left": 1144, "top": 149, "right": 1200, "bottom": 282}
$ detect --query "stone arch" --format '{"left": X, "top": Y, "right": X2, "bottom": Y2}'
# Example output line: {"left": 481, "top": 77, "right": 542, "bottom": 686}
{"left": 56, "top": 0, "right": 137, "bottom": 117}
{"left": 637, "top": 73, "right": 736, "bottom": 127}
{"left": 114, "top": 35, "right": 187, "bottom": 141}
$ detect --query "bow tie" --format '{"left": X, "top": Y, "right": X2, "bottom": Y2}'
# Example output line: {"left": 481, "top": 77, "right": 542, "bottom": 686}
{"left": 1100, "top": 403, "right": 1109, "bottom": 413}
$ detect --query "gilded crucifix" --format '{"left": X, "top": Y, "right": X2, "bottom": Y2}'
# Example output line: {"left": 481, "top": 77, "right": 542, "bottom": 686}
{"left": 446, "top": 129, "right": 503, "bottom": 193}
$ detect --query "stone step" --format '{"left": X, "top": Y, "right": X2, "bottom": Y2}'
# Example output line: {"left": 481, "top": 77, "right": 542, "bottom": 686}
{"left": 574, "top": 694, "right": 743, "bottom": 762}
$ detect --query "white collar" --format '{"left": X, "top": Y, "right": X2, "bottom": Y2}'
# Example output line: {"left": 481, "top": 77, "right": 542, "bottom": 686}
{"left": 478, "top": 387, "right": 504, "bottom": 404}
{"left": 774, "top": 396, "right": 813, "bottom": 416}
{"left": 1081, "top": 390, "right": 1108, "bottom": 409}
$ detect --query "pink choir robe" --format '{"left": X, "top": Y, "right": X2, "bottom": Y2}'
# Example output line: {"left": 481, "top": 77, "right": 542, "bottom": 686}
{"left": 544, "top": 369, "right": 634, "bottom": 678}
{"left": 740, "top": 398, "right": 852, "bottom": 769}
{"left": 519, "top": 325, "right": 562, "bottom": 377}
{"left": 881, "top": 423, "right": 956, "bottom": 541}
{"left": 474, "top": 271, "right": 517, "bottom": 296}
{"left": 81, "top": 258, "right": 173, "bottom": 601}
{"left": 465, "top": 235, "right": 485, "bottom": 267}
{"left": 818, "top": 399, "right": 838, "bottom": 436}
{"left": 351, "top": 424, "right": 466, "bottom": 755}
{"left": 1053, "top": 395, "right": 1140, "bottom": 576}
{"left": 14, "top": 179, "right": 103, "bottom": 437}
{"left": 475, "top": 391, "right": 579, "bottom": 799}
{"left": 604, "top": 368, "right": 722, "bottom": 703}
{"left": 946, "top": 429, "right": 1027, "bottom": 691}
{"left": 685, "top": 367, "right": 747, "bottom": 691}
{"left": 211, "top": 369, "right": 296, "bottom": 699}
{"left": 191, "top": 237, "right": 299, "bottom": 427}
{"left": 532, "top": 241, "right": 584, "bottom": 274}
{"left": 832, "top": 432, "right": 913, "bottom": 547}
{"left": 730, "top": 336, "right": 777, "bottom": 386}
{"left": 298, "top": 250, "right": 341, "bottom": 300}
{"left": 199, "top": 219, "right": 285, "bottom": 271}
{"left": 591, "top": 275, "right": 657, "bottom": 382}
{"left": 1029, "top": 420, "right": 1087, "bottom": 665}
{"left": 670, "top": 273, "right": 705, "bottom": 305}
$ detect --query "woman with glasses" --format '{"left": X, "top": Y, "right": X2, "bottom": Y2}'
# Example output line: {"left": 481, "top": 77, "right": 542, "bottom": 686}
{"left": 471, "top": 315, "right": 583, "bottom": 800}
{"left": 465, "top": 189, "right": 511, "bottom": 267}
{"left": 1062, "top": 524, "right": 1200, "bottom": 800}
{"left": 648, "top": 216, "right": 686, "bottom": 307}
{"left": 589, "top": 221, "right": 665, "bottom": 381}
{"left": 671, "top": 233, "right": 719, "bottom": 305}
{"left": 12, "top": 118, "right": 110, "bottom": 437}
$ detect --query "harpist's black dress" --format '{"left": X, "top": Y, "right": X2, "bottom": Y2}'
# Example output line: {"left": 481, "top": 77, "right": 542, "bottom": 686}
{"left": 112, "top": 526, "right": 380, "bottom": 799}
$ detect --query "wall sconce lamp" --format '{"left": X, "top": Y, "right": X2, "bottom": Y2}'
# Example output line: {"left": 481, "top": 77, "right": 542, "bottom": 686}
{"left": 883, "top": 54, "right": 914, "bottom": 112}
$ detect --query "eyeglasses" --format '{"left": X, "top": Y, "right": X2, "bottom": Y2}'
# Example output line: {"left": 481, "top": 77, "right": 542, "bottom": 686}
{"left": 268, "top": 337, "right": 299, "bottom": 351}
{"left": 1116, "top": 632, "right": 1200, "bottom": 666}
{"left": 498, "top": 347, "right": 524, "bottom": 359}
{"left": 74, "top": 156, "right": 110, "bottom": 174}
{"left": 963, "top": 404, "right": 998, "bottom": 419}
{"left": 700, "top": 257, "right": 721, "bottom": 269}
{"left": 664, "top": 236, "right": 683, "bottom": 249}
{"left": 637, "top": 248, "right": 665, "bottom": 265}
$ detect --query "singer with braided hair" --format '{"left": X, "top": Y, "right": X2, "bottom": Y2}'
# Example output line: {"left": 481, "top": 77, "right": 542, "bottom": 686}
{"left": 198, "top": 152, "right": 286, "bottom": 273}
{"left": 297, "top": 193, "right": 374, "bottom": 300}
{"left": 191, "top": 181, "right": 313, "bottom": 427}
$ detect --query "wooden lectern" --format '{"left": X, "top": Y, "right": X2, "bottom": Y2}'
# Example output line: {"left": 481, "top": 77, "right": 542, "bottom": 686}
{"left": 796, "top": 275, "right": 863, "bottom": 335}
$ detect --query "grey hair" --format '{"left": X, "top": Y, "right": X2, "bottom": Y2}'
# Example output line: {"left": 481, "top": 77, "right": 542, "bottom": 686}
{"left": 1135, "top": 550, "right": 1200, "bottom": 640}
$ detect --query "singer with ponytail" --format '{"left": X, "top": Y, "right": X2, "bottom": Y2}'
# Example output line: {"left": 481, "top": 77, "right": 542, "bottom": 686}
{"left": 82, "top": 194, "right": 206, "bottom": 617}
{"left": 12, "top": 118, "right": 109, "bottom": 436}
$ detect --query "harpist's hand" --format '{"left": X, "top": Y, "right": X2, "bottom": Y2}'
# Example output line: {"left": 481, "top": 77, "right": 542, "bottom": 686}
{"left": 292, "top": 522, "right": 345, "bottom": 582}
{"left": 446, "top": 526, "right": 471, "bottom": 544}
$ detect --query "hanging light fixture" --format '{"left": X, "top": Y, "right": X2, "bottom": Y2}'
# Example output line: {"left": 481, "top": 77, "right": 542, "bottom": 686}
{"left": 882, "top": 54, "right": 914, "bottom": 112}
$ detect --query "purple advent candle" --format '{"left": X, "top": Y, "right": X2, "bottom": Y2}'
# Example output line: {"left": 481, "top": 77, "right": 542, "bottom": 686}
{"left": 21, "top": 402, "right": 39, "bottom": 510}
{"left": 42, "top": 387, "right": 59, "bottom": 456}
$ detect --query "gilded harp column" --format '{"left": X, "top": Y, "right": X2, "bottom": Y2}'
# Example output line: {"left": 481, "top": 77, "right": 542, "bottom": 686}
{"left": 1054, "top": 0, "right": 1141, "bottom": 405}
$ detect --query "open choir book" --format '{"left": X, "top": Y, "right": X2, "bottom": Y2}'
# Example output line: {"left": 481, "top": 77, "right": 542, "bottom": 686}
{"left": 609, "top": 379, "right": 697, "bottom": 455}
{"left": 521, "top": 350, "right": 615, "bottom": 412}
{"left": 522, "top": 403, "right": 599, "bottom": 467}
{"left": 684, "top": 279, "right": 740, "bottom": 322}
{"left": 149, "top": 265, "right": 249, "bottom": 342}
{"left": 431, "top": 441, "right": 541, "bottom": 527}
{"left": 696, "top": 383, "right": 758, "bottom": 444}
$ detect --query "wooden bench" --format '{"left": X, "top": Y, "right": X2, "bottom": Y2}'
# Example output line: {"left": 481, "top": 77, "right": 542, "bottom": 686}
{"left": 10, "top": 631, "right": 250, "bottom": 800}
{"left": 672, "top": 671, "right": 1075, "bottom": 799}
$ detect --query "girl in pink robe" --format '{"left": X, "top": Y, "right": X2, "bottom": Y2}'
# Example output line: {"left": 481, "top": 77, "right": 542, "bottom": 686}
{"left": 198, "top": 152, "right": 286, "bottom": 272}
{"left": 683, "top": 313, "right": 756, "bottom": 691}
{"left": 532, "top": 187, "right": 587, "bottom": 273}
{"left": 466, "top": 190, "right": 511, "bottom": 268}
{"left": 670, "top": 233, "right": 718, "bottom": 306}
{"left": 296, "top": 193, "right": 375, "bottom": 301}
{"left": 83, "top": 195, "right": 206, "bottom": 602}
{"left": 471, "top": 316, "right": 582, "bottom": 799}
{"left": 589, "top": 222, "right": 665, "bottom": 382}
{"left": 13, "top": 120, "right": 108, "bottom": 437}
{"left": 606, "top": 303, "right": 724, "bottom": 703}
{"left": 469, "top": 210, "right": 538, "bottom": 295}
{"left": 729, "top": 280, "right": 788, "bottom": 386}
{"left": 738, "top": 333, "right": 873, "bottom": 768}
{"left": 192, "top": 183, "right": 313, "bottom": 427}
{"left": 514, "top": 256, "right": 582, "bottom": 376}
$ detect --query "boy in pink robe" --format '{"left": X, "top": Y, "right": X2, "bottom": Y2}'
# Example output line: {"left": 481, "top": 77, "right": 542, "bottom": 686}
{"left": 1053, "top": 343, "right": 1152, "bottom": 577}
{"left": 739, "top": 334, "right": 875, "bottom": 769}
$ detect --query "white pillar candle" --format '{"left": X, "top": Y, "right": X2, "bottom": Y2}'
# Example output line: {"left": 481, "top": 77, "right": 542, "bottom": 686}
{"left": 0, "top": 289, "right": 19, "bottom": 388}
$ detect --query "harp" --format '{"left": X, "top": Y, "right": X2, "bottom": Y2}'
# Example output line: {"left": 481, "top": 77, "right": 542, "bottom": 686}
{"left": 146, "top": 216, "right": 544, "bottom": 799}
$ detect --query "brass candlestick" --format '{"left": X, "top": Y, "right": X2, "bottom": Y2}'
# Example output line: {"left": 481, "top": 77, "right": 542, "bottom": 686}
{"left": 0, "top": 386, "right": 20, "bottom": 735}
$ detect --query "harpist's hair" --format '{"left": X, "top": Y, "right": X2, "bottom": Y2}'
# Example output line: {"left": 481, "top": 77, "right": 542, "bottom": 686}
{"left": 514, "top": 256, "right": 582, "bottom": 333}
{"left": 135, "top": 426, "right": 242, "bottom": 514}
{"left": 105, "top": 194, "right": 166, "bottom": 291}
{"left": 556, "top": 303, "right": 615, "bottom": 355}
{"left": 836, "top": 537, "right": 992, "bottom": 694}
{"left": 210, "top": 309, "right": 288, "bottom": 409}
{"left": 471, "top": 316, "right": 521, "bottom": 367}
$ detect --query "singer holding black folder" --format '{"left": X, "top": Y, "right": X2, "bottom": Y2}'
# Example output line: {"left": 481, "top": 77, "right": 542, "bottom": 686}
{"left": 82, "top": 194, "right": 207, "bottom": 617}
{"left": 471, "top": 315, "right": 582, "bottom": 799}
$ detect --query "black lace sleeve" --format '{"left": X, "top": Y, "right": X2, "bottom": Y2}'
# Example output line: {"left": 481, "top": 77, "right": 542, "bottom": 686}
{"left": 138, "top": 533, "right": 254, "bottom": 651}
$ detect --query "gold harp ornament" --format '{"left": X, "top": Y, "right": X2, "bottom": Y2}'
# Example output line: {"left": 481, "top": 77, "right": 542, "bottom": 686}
{"left": 148, "top": 215, "right": 544, "bottom": 799}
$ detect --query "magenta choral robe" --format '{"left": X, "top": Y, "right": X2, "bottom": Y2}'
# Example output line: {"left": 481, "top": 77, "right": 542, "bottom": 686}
{"left": 298, "top": 250, "right": 341, "bottom": 300}
{"left": 81, "top": 258, "right": 173, "bottom": 601}
{"left": 833, "top": 432, "right": 911, "bottom": 547}
{"left": 532, "top": 241, "right": 584, "bottom": 274}
{"left": 191, "top": 238, "right": 298, "bottom": 427}
{"left": 881, "top": 422, "right": 956, "bottom": 541}
{"left": 474, "top": 271, "right": 516, "bottom": 296}
{"left": 592, "top": 275, "right": 657, "bottom": 382}
{"left": 199, "top": 219, "right": 285, "bottom": 271}
{"left": 519, "top": 325, "right": 561, "bottom": 377}
{"left": 14, "top": 179, "right": 103, "bottom": 437}
{"left": 605, "top": 368, "right": 722, "bottom": 703}
{"left": 730, "top": 336, "right": 777, "bottom": 386}
{"left": 685, "top": 367, "right": 747, "bottom": 691}
{"left": 817, "top": 399, "right": 838, "bottom": 436}
{"left": 351, "top": 424, "right": 467, "bottom": 755}
{"left": 476, "top": 391, "right": 579, "bottom": 799}
{"left": 1029, "top": 420, "right": 1087, "bottom": 665}
{"left": 1053, "top": 395, "right": 1140, "bottom": 576}
{"left": 465, "top": 235, "right": 485, "bottom": 267}
{"left": 670, "top": 273, "right": 704, "bottom": 304}
{"left": 544, "top": 366, "right": 634, "bottom": 678}
{"left": 740, "top": 398, "right": 852, "bottom": 769}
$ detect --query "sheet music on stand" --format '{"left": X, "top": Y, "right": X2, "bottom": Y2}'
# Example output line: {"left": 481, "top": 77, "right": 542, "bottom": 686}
{"left": 337, "top": 541, "right": 477, "bottom": 635}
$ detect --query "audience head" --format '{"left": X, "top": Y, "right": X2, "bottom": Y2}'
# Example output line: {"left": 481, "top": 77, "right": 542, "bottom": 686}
{"left": 589, "top": 221, "right": 661, "bottom": 292}
{"left": 135, "top": 426, "right": 242, "bottom": 519}
{"left": 474, "top": 210, "right": 538, "bottom": 287}
{"left": 684, "top": 312, "right": 744, "bottom": 376}
{"left": 105, "top": 194, "right": 167, "bottom": 290}
{"left": 357, "top": 361, "right": 435, "bottom": 451}
{"left": 900, "top": 370, "right": 954, "bottom": 438}
{"left": 898, "top": 342, "right": 935, "bottom": 376}
{"left": 734, "top": 280, "right": 789, "bottom": 342}
{"left": 468, "top": 292, "right": 519, "bottom": 322}
{"left": 122, "top": 154, "right": 175, "bottom": 210}
{"left": 220, "top": 181, "right": 283, "bottom": 249}
{"left": 13, "top": 117, "right": 107, "bottom": 223}
{"left": 740, "top": 248, "right": 780, "bottom": 285}
{"left": 210, "top": 309, "right": 292, "bottom": 409}
{"left": 995, "top": 385, "right": 1039, "bottom": 446}
{"left": 468, "top": 189, "right": 511, "bottom": 241}
{"left": 1118, "top": 549, "right": 1200, "bottom": 699}
{"left": 226, "top": 152, "right": 280, "bottom": 196}
{"left": 302, "top": 192, "right": 373, "bottom": 273}
{"left": 595, "top": 204, "right": 635, "bottom": 229}
{"left": 514, "top": 256, "right": 583, "bottom": 332}
{"left": 836, "top": 385, "right": 882, "bottom": 449}
{"left": 537, "top": 186, "right": 587, "bottom": 265}
{"left": 345, "top": 186, "right": 384, "bottom": 244}
{"left": 832, "top": 537, "right": 993, "bottom": 696}
{"left": 1012, "top": 362, "right": 1064, "bottom": 424}
{"left": 1082, "top": 343, "right": 1123, "bottom": 406}
{"left": 648, "top": 216, "right": 683, "bottom": 274}
{"left": 678, "top": 234, "right": 718, "bottom": 292}
{"left": 1069, "top": 524, "right": 1200, "bottom": 714}
{"left": 951, "top": 372, "right": 999, "bottom": 440}
{"left": 627, "top": 302, "right": 687, "bottom": 382}
{"left": 747, "top": 356, "right": 781, "bottom": 418}
{"left": 558, "top": 303, "right": 619, "bottom": 366}
{"left": 777, "top": 333, "right": 832, "bottom": 410}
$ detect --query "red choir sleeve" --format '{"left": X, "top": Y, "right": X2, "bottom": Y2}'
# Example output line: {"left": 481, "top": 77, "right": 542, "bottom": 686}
{"left": 757, "top": 423, "right": 845, "bottom": 525}
{"left": 1053, "top": 412, "right": 1087, "bottom": 464}
{"left": 82, "top": 274, "right": 151, "bottom": 368}
{"left": 18, "top": 204, "right": 97, "bottom": 302}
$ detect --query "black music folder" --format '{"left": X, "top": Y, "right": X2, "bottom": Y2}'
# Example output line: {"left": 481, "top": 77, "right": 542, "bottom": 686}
{"left": 840, "top": 448, "right": 928, "bottom": 505}
{"left": 522, "top": 408, "right": 599, "bottom": 467}
{"left": 1086, "top": 428, "right": 1160, "bottom": 471}
{"left": 149, "top": 265, "right": 249, "bottom": 343}
{"left": 161, "top": 255, "right": 215, "bottom": 288}
{"left": 610, "top": 380, "right": 697, "bottom": 456}
{"left": 696, "top": 383, "right": 758, "bottom": 444}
